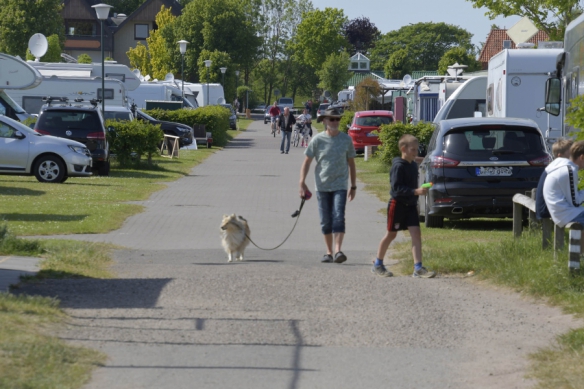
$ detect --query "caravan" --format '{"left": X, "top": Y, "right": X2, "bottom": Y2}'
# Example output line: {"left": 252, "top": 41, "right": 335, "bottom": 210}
{"left": 126, "top": 82, "right": 196, "bottom": 109}
{"left": 433, "top": 76, "right": 487, "bottom": 123}
{"left": 181, "top": 82, "right": 225, "bottom": 107}
{"left": 0, "top": 53, "right": 42, "bottom": 121}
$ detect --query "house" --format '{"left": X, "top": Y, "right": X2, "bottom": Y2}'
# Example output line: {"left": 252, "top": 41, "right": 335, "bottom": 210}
{"left": 478, "top": 29, "right": 550, "bottom": 70}
{"left": 61, "top": 0, "right": 181, "bottom": 67}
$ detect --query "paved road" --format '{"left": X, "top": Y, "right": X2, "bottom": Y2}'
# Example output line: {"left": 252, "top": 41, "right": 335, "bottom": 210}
{"left": 19, "top": 121, "right": 582, "bottom": 388}
{"left": 0, "top": 256, "right": 40, "bottom": 291}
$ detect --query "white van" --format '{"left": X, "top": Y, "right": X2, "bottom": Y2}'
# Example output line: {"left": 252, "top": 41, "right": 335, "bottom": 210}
{"left": 127, "top": 82, "right": 195, "bottom": 109}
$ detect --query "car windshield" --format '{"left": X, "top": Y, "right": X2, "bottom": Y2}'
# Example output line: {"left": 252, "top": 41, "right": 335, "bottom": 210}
{"left": 37, "top": 111, "right": 101, "bottom": 130}
{"left": 104, "top": 111, "right": 132, "bottom": 121}
{"left": 319, "top": 104, "right": 329, "bottom": 110}
{"left": 279, "top": 98, "right": 293, "bottom": 104}
{"left": 444, "top": 127, "right": 545, "bottom": 157}
{"left": 355, "top": 116, "right": 393, "bottom": 126}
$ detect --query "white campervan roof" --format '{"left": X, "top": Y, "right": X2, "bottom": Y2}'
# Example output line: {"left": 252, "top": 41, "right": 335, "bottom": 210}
{"left": 0, "top": 53, "right": 42, "bottom": 89}
{"left": 26, "top": 61, "right": 140, "bottom": 91}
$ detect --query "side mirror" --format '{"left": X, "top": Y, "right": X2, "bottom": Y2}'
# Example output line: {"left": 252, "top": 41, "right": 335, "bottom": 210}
{"left": 418, "top": 143, "right": 427, "bottom": 157}
{"left": 346, "top": 124, "right": 350, "bottom": 129}
{"left": 14, "top": 131, "right": 25, "bottom": 139}
{"left": 544, "top": 77, "right": 561, "bottom": 116}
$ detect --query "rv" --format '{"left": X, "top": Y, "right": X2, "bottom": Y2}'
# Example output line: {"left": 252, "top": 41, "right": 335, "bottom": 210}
{"left": 488, "top": 48, "right": 563, "bottom": 144}
{"left": 182, "top": 83, "right": 225, "bottom": 107}
{"left": 126, "top": 82, "right": 196, "bottom": 109}
{"left": 433, "top": 76, "right": 487, "bottom": 123}
{"left": 5, "top": 76, "right": 128, "bottom": 115}
{"left": 0, "top": 53, "right": 42, "bottom": 121}
{"left": 26, "top": 61, "right": 141, "bottom": 91}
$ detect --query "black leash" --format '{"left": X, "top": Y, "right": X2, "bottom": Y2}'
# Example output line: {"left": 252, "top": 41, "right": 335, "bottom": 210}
{"left": 244, "top": 198, "right": 306, "bottom": 251}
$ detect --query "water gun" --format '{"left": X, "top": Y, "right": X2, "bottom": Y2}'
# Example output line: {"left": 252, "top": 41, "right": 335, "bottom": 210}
{"left": 421, "top": 182, "right": 433, "bottom": 188}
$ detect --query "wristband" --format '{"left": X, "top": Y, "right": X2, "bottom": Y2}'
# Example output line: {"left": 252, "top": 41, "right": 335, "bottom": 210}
{"left": 350, "top": 186, "right": 357, "bottom": 190}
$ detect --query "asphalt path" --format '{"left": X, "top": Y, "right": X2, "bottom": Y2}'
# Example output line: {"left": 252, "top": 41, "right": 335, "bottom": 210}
{"left": 19, "top": 120, "right": 583, "bottom": 388}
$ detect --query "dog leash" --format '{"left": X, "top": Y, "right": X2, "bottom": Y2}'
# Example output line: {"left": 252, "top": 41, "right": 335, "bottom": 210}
{"left": 244, "top": 198, "right": 306, "bottom": 251}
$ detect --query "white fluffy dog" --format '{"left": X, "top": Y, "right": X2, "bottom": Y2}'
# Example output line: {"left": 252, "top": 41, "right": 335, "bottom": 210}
{"left": 220, "top": 214, "right": 251, "bottom": 262}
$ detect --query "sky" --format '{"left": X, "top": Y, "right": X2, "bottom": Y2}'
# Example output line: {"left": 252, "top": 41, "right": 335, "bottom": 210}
{"left": 310, "top": 0, "right": 522, "bottom": 48}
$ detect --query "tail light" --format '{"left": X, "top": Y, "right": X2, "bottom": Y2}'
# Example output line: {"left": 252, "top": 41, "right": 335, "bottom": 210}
{"left": 435, "top": 198, "right": 453, "bottom": 204}
{"left": 431, "top": 155, "right": 460, "bottom": 168}
{"left": 87, "top": 132, "right": 105, "bottom": 140}
{"left": 35, "top": 129, "right": 50, "bottom": 135}
{"left": 528, "top": 154, "right": 553, "bottom": 166}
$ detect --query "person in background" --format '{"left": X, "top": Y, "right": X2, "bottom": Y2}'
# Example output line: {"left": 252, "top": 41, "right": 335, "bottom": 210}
{"left": 278, "top": 107, "right": 296, "bottom": 154}
{"left": 269, "top": 101, "right": 281, "bottom": 135}
{"left": 536, "top": 138, "right": 573, "bottom": 220}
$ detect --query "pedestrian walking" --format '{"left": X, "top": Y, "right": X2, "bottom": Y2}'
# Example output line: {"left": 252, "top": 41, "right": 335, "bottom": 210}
{"left": 296, "top": 108, "right": 312, "bottom": 147}
{"left": 535, "top": 138, "right": 572, "bottom": 220}
{"left": 299, "top": 107, "right": 356, "bottom": 263}
{"left": 278, "top": 107, "right": 296, "bottom": 154}
{"left": 233, "top": 97, "right": 240, "bottom": 113}
{"left": 372, "top": 134, "right": 436, "bottom": 278}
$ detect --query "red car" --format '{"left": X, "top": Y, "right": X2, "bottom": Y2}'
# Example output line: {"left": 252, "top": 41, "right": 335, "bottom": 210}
{"left": 347, "top": 110, "right": 393, "bottom": 152}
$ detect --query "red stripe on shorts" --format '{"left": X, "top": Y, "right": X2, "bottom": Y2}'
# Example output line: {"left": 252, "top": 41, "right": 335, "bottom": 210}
{"left": 387, "top": 199, "right": 397, "bottom": 231}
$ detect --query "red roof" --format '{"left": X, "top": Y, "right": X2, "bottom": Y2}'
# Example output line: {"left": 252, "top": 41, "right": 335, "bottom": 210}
{"left": 478, "top": 29, "right": 550, "bottom": 69}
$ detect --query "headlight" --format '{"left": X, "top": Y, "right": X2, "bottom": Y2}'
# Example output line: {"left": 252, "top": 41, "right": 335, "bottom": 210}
{"left": 175, "top": 126, "right": 189, "bottom": 133}
{"left": 68, "top": 145, "right": 89, "bottom": 155}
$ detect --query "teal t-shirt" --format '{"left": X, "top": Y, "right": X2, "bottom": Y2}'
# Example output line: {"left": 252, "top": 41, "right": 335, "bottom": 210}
{"left": 305, "top": 131, "right": 356, "bottom": 192}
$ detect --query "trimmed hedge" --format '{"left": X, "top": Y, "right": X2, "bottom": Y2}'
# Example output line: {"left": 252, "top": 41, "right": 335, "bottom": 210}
{"left": 339, "top": 110, "right": 354, "bottom": 133}
{"left": 376, "top": 121, "right": 435, "bottom": 166}
{"left": 144, "top": 106, "right": 231, "bottom": 147}
{"left": 105, "top": 119, "right": 163, "bottom": 167}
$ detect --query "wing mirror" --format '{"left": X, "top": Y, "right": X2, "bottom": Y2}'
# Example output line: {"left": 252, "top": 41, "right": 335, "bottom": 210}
{"left": 14, "top": 131, "right": 26, "bottom": 139}
{"left": 544, "top": 77, "right": 561, "bottom": 116}
{"left": 418, "top": 143, "right": 427, "bottom": 157}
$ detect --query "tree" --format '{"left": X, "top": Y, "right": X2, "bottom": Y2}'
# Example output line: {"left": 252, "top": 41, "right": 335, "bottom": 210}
{"left": 293, "top": 8, "right": 349, "bottom": 70}
{"left": 145, "top": 6, "right": 178, "bottom": 80}
{"left": 77, "top": 54, "right": 92, "bottom": 64}
{"left": 127, "top": 42, "right": 151, "bottom": 77}
{"left": 196, "top": 49, "right": 236, "bottom": 103}
{"left": 384, "top": 49, "right": 413, "bottom": 79}
{"left": 353, "top": 77, "right": 380, "bottom": 111}
{"left": 437, "top": 47, "right": 481, "bottom": 74}
{"left": 0, "top": 0, "right": 64, "bottom": 58}
{"left": 343, "top": 17, "right": 381, "bottom": 55}
{"left": 26, "top": 34, "right": 62, "bottom": 62}
{"left": 317, "top": 52, "right": 352, "bottom": 100}
{"left": 466, "top": 0, "right": 582, "bottom": 40}
{"left": 370, "top": 22, "right": 474, "bottom": 72}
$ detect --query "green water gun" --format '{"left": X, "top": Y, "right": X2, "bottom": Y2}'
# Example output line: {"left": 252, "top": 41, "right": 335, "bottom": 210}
{"left": 421, "top": 182, "right": 433, "bottom": 188}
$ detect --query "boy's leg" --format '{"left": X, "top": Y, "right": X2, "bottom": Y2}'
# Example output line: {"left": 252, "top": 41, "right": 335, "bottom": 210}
{"left": 317, "top": 191, "right": 334, "bottom": 261}
{"left": 331, "top": 190, "right": 348, "bottom": 263}
{"left": 376, "top": 230, "right": 398, "bottom": 260}
{"left": 409, "top": 226, "right": 423, "bottom": 265}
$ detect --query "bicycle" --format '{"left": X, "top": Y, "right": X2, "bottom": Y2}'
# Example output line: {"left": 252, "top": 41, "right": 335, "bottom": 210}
{"left": 293, "top": 123, "right": 303, "bottom": 147}
{"left": 270, "top": 117, "right": 278, "bottom": 137}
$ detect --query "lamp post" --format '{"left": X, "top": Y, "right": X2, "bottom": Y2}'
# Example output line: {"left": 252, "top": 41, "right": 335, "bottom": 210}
{"left": 177, "top": 40, "right": 189, "bottom": 105}
{"left": 220, "top": 67, "right": 227, "bottom": 87}
{"left": 91, "top": 3, "right": 113, "bottom": 118}
{"left": 235, "top": 70, "right": 240, "bottom": 111}
{"left": 204, "top": 60, "right": 212, "bottom": 106}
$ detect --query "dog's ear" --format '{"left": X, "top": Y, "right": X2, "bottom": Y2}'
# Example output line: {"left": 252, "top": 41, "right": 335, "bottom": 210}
{"left": 223, "top": 214, "right": 228, "bottom": 219}
{"left": 238, "top": 216, "right": 247, "bottom": 222}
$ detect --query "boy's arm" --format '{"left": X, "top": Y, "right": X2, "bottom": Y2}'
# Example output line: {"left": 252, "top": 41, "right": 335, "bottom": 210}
{"left": 299, "top": 156, "right": 314, "bottom": 198}
{"left": 348, "top": 158, "right": 356, "bottom": 201}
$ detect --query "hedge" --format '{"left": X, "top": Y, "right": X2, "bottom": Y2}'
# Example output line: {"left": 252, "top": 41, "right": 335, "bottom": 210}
{"left": 105, "top": 119, "right": 163, "bottom": 167}
{"left": 376, "top": 121, "right": 435, "bottom": 166}
{"left": 339, "top": 110, "right": 354, "bottom": 133}
{"left": 144, "top": 106, "right": 231, "bottom": 147}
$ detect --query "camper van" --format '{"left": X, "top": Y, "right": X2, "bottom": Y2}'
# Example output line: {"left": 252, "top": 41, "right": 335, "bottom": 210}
{"left": 182, "top": 83, "right": 225, "bottom": 107}
{"left": 488, "top": 48, "right": 563, "bottom": 144}
{"left": 433, "top": 76, "right": 487, "bottom": 123}
{"left": 126, "top": 82, "right": 196, "bottom": 109}
{"left": 5, "top": 76, "right": 128, "bottom": 115}
{"left": 0, "top": 53, "right": 42, "bottom": 121}
{"left": 26, "top": 61, "right": 140, "bottom": 91}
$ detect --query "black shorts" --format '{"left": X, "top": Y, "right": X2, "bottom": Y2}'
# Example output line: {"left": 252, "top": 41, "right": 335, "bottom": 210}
{"left": 387, "top": 199, "right": 420, "bottom": 231}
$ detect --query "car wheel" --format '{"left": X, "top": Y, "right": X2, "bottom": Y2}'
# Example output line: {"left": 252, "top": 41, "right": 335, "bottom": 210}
{"left": 97, "top": 160, "right": 110, "bottom": 176}
{"left": 424, "top": 196, "right": 444, "bottom": 228}
{"left": 34, "top": 155, "right": 66, "bottom": 183}
{"left": 60, "top": 176, "right": 69, "bottom": 183}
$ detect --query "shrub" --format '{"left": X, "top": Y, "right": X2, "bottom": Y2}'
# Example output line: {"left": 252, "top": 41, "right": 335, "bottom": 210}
{"left": 0, "top": 223, "right": 43, "bottom": 256}
{"left": 339, "top": 110, "right": 354, "bottom": 133}
{"left": 106, "top": 119, "right": 163, "bottom": 167}
{"left": 145, "top": 106, "right": 231, "bottom": 147}
{"left": 376, "top": 121, "right": 435, "bottom": 166}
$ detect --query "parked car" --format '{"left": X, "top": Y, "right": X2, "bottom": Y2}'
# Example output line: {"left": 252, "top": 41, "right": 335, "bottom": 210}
{"left": 220, "top": 103, "right": 238, "bottom": 129}
{"left": 316, "top": 103, "right": 330, "bottom": 118}
{"left": 418, "top": 117, "right": 552, "bottom": 228}
{"left": 0, "top": 114, "right": 92, "bottom": 183}
{"left": 133, "top": 108, "right": 194, "bottom": 147}
{"left": 347, "top": 110, "right": 393, "bottom": 153}
{"left": 103, "top": 105, "right": 134, "bottom": 122}
{"left": 34, "top": 98, "right": 110, "bottom": 175}
{"left": 278, "top": 97, "right": 294, "bottom": 113}
{"left": 252, "top": 104, "right": 266, "bottom": 113}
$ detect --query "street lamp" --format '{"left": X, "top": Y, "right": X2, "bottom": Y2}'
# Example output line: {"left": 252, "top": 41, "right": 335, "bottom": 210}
{"left": 235, "top": 70, "right": 240, "bottom": 110}
{"left": 220, "top": 67, "right": 227, "bottom": 87}
{"left": 204, "top": 59, "right": 212, "bottom": 106}
{"left": 91, "top": 3, "right": 113, "bottom": 118}
{"left": 177, "top": 40, "right": 189, "bottom": 104}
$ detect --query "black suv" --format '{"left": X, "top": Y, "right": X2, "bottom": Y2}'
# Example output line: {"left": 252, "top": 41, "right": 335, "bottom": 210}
{"left": 132, "top": 107, "right": 194, "bottom": 147}
{"left": 34, "top": 98, "right": 110, "bottom": 175}
{"left": 418, "top": 117, "right": 552, "bottom": 228}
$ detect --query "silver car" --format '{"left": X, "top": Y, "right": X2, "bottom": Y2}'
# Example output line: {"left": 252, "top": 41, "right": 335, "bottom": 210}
{"left": 0, "top": 115, "right": 92, "bottom": 183}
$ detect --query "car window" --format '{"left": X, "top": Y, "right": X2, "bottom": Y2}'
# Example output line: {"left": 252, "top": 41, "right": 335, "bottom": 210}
{"left": 37, "top": 111, "right": 101, "bottom": 131}
{"left": 279, "top": 98, "right": 293, "bottom": 104}
{"left": 444, "top": 127, "right": 545, "bottom": 157}
{"left": 0, "top": 122, "right": 16, "bottom": 138}
{"left": 104, "top": 111, "right": 132, "bottom": 121}
{"left": 355, "top": 116, "right": 393, "bottom": 126}
{"left": 318, "top": 104, "right": 329, "bottom": 110}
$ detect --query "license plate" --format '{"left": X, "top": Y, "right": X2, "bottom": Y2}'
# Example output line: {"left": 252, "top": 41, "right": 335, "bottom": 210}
{"left": 366, "top": 132, "right": 378, "bottom": 137}
{"left": 475, "top": 166, "right": 513, "bottom": 176}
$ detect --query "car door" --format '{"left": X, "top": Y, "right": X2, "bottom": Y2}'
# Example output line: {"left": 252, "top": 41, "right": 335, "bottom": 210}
{"left": 0, "top": 121, "right": 29, "bottom": 173}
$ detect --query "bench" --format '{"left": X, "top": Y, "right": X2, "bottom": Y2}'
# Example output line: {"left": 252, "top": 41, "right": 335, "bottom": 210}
{"left": 512, "top": 189, "right": 582, "bottom": 272}
{"left": 193, "top": 124, "right": 212, "bottom": 148}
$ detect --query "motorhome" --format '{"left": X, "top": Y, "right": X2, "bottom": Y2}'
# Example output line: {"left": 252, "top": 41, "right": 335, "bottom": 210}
{"left": 433, "top": 76, "right": 487, "bottom": 123}
{"left": 182, "top": 82, "right": 225, "bottom": 107}
{"left": 0, "top": 53, "right": 42, "bottom": 121}
{"left": 488, "top": 48, "right": 563, "bottom": 144}
{"left": 5, "top": 76, "right": 128, "bottom": 115}
{"left": 126, "top": 82, "right": 196, "bottom": 109}
{"left": 26, "top": 61, "right": 141, "bottom": 91}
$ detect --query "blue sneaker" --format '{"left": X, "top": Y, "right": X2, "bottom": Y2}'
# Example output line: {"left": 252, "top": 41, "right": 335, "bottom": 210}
{"left": 371, "top": 264, "right": 393, "bottom": 277}
{"left": 412, "top": 266, "right": 436, "bottom": 278}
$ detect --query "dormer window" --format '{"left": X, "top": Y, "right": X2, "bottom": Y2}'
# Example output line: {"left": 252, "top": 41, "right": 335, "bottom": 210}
{"left": 349, "top": 53, "right": 370, "bottom": 71}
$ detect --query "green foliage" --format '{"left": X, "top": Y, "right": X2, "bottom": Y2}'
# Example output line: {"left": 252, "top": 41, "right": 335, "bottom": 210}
{"left": 353, "top": 77, "right": 380, "bottom": 111}
{"left": 196, "top": 49, "right": 235, "bottom": 100}
{"left": 0, "top": 0, "right": 64, "bottom": 58}
{"left": 370, "top": 22, "right": 474, "bottom": 72}
{"left": 77, "top": 54, "right": 92, "bottom": 64}
{"left": 437, "top": 47, "right": 481, "bottom": 74}
{"left": 106, "top": 119, "right": 164, "bottom": 167}
{"left": 466, "top": 0, "right": 582, "bottom": 41}
{"left": 377, "top": 121, "right": 435, "bottom": 166}
{"left": 145, "top": 106, "right": 231, "bottom": 147}
{"left": 146, "top": 6, "right": 178, "bottom": 80}
{"left": 384, "top": 49, "right": 412, "bottom": 79}
{"left": 25, "top": 34, "right": 62, "bottom": 63}
{"left": 127, "top": 42, "right": 151, "bottom": 77}
{"left": 317, "top": 52, "right": 352, "bottom": 100}
{"left": 236, "top": 85, "right": 260, "bottom": 109}
{"left": 339, "top": 110, "right": 354, "bottom": 134}
{"left": 0, "top": 223, "right": 43, "bottom": 256}
{"left": 566, "top": 95, "right": 584, "bottom": 135}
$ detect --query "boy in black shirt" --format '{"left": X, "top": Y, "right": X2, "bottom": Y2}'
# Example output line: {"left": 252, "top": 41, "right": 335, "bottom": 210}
{"left": 372, "top": 134, "right": 436, "bottom": 278}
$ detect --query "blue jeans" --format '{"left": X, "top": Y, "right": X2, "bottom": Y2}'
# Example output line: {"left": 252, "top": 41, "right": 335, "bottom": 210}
{"left": 317, "top": 190, "right": 347, "bottom": 234}
{"left": 280, "top": 130, "right": 291, "bottom": 153}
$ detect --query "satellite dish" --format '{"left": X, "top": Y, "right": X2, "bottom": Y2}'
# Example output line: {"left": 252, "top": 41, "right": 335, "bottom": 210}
{"left": 217, "top": 97, "right": 226, "bottom": 104}
{"left": 139, "top": 75, "right": 145, "bottom": 82}
{"left": 403, "top": 74, "right": 412, "bottom": 86}
{"left": 133, "top": 69, "right": 141, "bottom": 78}
{"left": 144, "top": 75, "right": 151, "bottom": 81}
{"left": 324, "top": 90, "right": 331, "bottom": 97}
{"left": 164, "top": 73, "right": 174, "bottom": 82}
{"left": 28, "top": 33, "right": 48, "bottom": 62}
